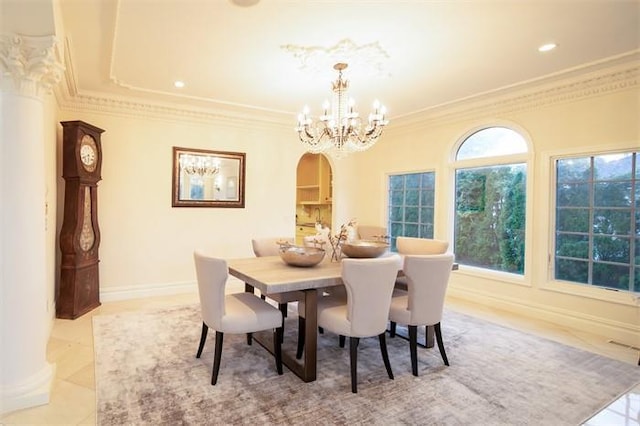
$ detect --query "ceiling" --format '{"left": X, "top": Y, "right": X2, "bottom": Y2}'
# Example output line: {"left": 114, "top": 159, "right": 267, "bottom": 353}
{"left": 15, "top": 0, "right": 640, "bottom": 122}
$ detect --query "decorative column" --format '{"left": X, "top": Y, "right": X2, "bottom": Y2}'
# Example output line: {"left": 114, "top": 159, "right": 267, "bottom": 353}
{"left": 0, "top": 34, "right": 64, "bottom": 414}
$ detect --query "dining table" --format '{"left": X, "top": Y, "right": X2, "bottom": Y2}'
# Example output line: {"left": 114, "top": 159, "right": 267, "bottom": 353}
{"left": 227, "top": 254, "right": 458, "bottom": 383}
{"left": 227, "top": 255, "right": 347, "bottom": 382}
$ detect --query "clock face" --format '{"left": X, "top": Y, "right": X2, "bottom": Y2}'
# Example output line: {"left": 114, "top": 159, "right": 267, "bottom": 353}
{"left": 80, "top": 135, "right": 98, "bottom": 172}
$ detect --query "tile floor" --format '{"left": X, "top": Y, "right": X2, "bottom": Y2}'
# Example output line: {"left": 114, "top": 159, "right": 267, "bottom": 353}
{"left": 1, "top": 285, "right": 638, "bottom": 425}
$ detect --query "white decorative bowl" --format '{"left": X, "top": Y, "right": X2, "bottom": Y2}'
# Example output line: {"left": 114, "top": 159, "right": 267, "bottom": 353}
{"left": 279, "top": 245, "right": 325, "bottom": 267}
{"left": 341, "top": 240, "right": 389, "bottom": 258}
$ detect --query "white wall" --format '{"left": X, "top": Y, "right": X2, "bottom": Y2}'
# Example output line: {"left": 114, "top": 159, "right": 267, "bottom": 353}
{"left": 346, "top": 78, "right": 640, "bottom": 345}
{"left": 55, "top": 111, "right": 309, "bottom": 299}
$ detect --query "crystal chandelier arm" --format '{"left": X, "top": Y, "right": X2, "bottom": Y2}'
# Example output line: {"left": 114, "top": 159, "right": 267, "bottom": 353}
{"left": 295, "top": 62, "right": 388, "bottom": 156}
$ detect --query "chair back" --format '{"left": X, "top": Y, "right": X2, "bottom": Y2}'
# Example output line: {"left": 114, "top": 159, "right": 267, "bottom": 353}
{"left": 342, "top": 255, "right": 400, "bottom": 336}
{"left": 396, "top": 236, "right": 449, "bottom": 255}
{"left": 403, "top": 254, "right": 454, "bottom": 325}
{"left": 194, "top": 251, "right": 228, "bottom": 329}
{"left": 251, "top": 237, "right": 294, "bottom": 257}
{"left": 357, "top": 225, "right": 387, "bottom": 241}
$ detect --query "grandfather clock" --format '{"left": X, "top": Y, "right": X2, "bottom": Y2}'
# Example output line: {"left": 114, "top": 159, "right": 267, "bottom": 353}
{"left": 57, "top": 120, "right": 104, "bottom": 319}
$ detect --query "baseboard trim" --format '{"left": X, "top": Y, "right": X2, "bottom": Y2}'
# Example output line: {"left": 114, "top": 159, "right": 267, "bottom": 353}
{"left": 100, "top": 281, "right": 198, "bottom": 302}
{"left": 99, "top": 277, "right": 247, "bottom": 302}
{"left": 447, "top": 285, "right": 639, "bottom": 347}
{"left": 0, "top": 363, "right": 55, "bottom": 415}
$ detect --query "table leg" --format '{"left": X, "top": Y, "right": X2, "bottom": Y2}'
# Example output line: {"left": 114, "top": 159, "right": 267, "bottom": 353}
{"left": 247, "top": 288, "right": 318, "bottom": 383}
{"left": 301, "top": 288, "right": 318, "bottom": 382}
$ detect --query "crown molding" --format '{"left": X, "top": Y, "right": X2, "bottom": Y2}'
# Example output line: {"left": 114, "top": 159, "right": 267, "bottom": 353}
{"left": 55, "top": 49, "right": 639, "bottom": 133}
{"left": 55, "top": 88, "right": 291, "bottom": 131}
{"left": 390, "top": 51, "right": 640, "bottom": 134}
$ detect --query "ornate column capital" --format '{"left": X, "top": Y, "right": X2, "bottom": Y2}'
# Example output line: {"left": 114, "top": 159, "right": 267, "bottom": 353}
{"left": 0, "top": 34, "right": 65, "bottom": 98}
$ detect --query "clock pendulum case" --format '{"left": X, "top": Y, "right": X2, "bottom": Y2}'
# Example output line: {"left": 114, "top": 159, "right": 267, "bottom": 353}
{"left": 57, "top": 120, "right": 105, "bottom": 319}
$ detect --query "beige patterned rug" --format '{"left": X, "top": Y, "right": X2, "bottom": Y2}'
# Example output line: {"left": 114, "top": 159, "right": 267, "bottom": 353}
{"left": 93, "top": 304, "right": 639, "bottom": 425}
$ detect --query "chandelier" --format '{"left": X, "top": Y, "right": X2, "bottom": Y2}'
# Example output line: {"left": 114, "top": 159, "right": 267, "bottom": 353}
{"left": 296, "top": 63, "right": 388, "bottom": 156}
{"left": 179, "top": 154, "right": 220, "bottom": 177}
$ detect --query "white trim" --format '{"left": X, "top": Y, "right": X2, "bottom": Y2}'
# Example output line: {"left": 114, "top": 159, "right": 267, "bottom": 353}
{"left": 100, "top": 280, "right": 198, "bottom": 302}
{"left": 447, "top": 284, "right": 640, "bottom": 347}
{"left": 452, "top": 266, "right": 530, "bottom": 287}
{"left": 99, "top": 277, "right": 247, "bottom": 302}
{"left": 541, "top": 279, "right": 640, "bottom": 307}
{"left": 0, "top": 363, "right": 55, "bottom": 415}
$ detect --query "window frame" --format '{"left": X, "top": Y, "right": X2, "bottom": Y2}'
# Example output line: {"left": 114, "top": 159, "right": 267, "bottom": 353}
{"left": 449, "top": 124, "right": 534, "bottom": 286}
{"left": 386, "top": 169, "right": 437, "bottom": 252}
{"left": 547, "top": 147, "right": 639, "bottom": 298}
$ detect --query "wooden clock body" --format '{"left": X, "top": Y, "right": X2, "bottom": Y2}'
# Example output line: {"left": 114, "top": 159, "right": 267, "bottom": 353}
{"left": 57, "top": 120, "right": 105, "bottom": 319}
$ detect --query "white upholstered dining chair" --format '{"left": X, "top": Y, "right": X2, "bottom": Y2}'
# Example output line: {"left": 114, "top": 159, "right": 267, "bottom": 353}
{"left": 396, "top": 236, "right": 449, "bottom": 255}
{"left": 394, "top": 236, "right": 449, "bottom": 296}
{"left": 316, "top": 255, "right": 401, "bottom": 393}
{"left": 356, "top": 225, "right": 388, "bottom": 241}
{"left": 251, "top": 237, "right": 303, "bottom": 341}
{"left": 388, "top": 253, "right": 454, "bottom": 376}
{"left": 194, "top": 251, "right": 283, "bottom": 385}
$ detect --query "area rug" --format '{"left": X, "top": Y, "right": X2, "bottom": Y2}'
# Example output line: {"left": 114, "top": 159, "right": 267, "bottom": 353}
{"left": 93, "top": 304, "right": 640, "bottom": 425}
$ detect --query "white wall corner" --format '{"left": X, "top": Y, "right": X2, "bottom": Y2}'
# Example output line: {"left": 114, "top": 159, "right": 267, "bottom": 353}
{"left": 0, "top": 363, "right": 55, "bottom": 415}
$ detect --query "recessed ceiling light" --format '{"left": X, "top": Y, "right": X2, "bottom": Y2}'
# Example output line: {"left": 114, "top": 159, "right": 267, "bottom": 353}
{"left": 230, "top": 0, "right": 260, "bottom": 6}
{"left": 538, "top": 43, "right": 557, "bottom": 52}
{"left": 174, "top": 80, "right": 185, "bottom": 88}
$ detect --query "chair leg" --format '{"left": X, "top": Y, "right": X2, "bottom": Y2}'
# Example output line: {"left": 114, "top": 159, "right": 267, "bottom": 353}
{"left": 339, "top": 335, "right": 346, "bottom": 348}
{"left": 378, "top": 332, "right": 394, "bottom": 380}
{"left": 434, "top": 322, "right": 449, "bottom": 366}
{"left": 196, "top": 322, "right": 208, "bottom": 358}
{"left": 319, "top": 327, "right": 324, "bottom": 334}
{"left": 408, "top": 325, "right": 419, "bottom": 376}
{"left": 211, "top": 331, "right": 224, "bottom": 385}
{"left": 389, "top": 321, "right": 397, "bottom": 337}
{"left": 296, "top": 316, "right": 305, "bottom": 360}
{"left": 350, "top": 337, "right": 360, "bottom": 393}
{"left": 247, "top": 332, "right": 253, "bottom": 345}
{"left": 274, "top": 327, "right": 283, "bottom": 375}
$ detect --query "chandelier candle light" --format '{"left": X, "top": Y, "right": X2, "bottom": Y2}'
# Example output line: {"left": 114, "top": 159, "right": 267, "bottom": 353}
{"left": 179, "top": 154, "right": 220, "bottom": 177}
{"left": 296, "top": 63, "right": 388, "bottom": 156}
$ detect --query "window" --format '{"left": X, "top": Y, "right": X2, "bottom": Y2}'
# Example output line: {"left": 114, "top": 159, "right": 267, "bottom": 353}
{"left": 454, "top": 127, "right": 528, "bottom": 274}
{"left": 554, "top": 151, "right": 639, "bottom": 293}
{"left": 388, "top": 172, "right": 435, "bottom": 251}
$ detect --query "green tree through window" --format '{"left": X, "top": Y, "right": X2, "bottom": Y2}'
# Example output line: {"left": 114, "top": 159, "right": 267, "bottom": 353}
{"left": 454, "top": 127, "right": 528, "bottom": 274}
{"left": 555, "top": 152, "right": 639, "bottom": 293}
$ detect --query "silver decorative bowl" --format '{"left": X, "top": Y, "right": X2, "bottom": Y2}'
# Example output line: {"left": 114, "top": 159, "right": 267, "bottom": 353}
{"left": 341, "top": 240, "right": 390, "bottom": 258}
{"left": 279, "top": 245, "right": 325, "bottom": 267}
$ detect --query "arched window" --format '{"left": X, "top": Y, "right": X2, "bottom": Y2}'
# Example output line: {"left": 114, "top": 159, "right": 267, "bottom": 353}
{"left": 453, "top": 127, "right": 529, "bottom": 274}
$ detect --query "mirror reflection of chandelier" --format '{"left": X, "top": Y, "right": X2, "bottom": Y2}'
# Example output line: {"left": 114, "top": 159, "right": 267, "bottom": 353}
{"left": 180, "top": 154, "right": 220, "bottom": 177}
{"left": 296, "top": 63, "right": 388, "bottom": 157}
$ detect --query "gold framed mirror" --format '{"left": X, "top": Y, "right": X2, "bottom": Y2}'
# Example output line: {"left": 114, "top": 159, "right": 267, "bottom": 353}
{"left": 172, "top": 147, "right": 245, "bottom": 208}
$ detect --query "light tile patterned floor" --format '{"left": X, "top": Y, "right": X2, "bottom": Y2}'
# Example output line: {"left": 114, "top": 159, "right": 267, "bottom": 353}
{"left": 1, "top": 285, "right": 638, "bottom": 425}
